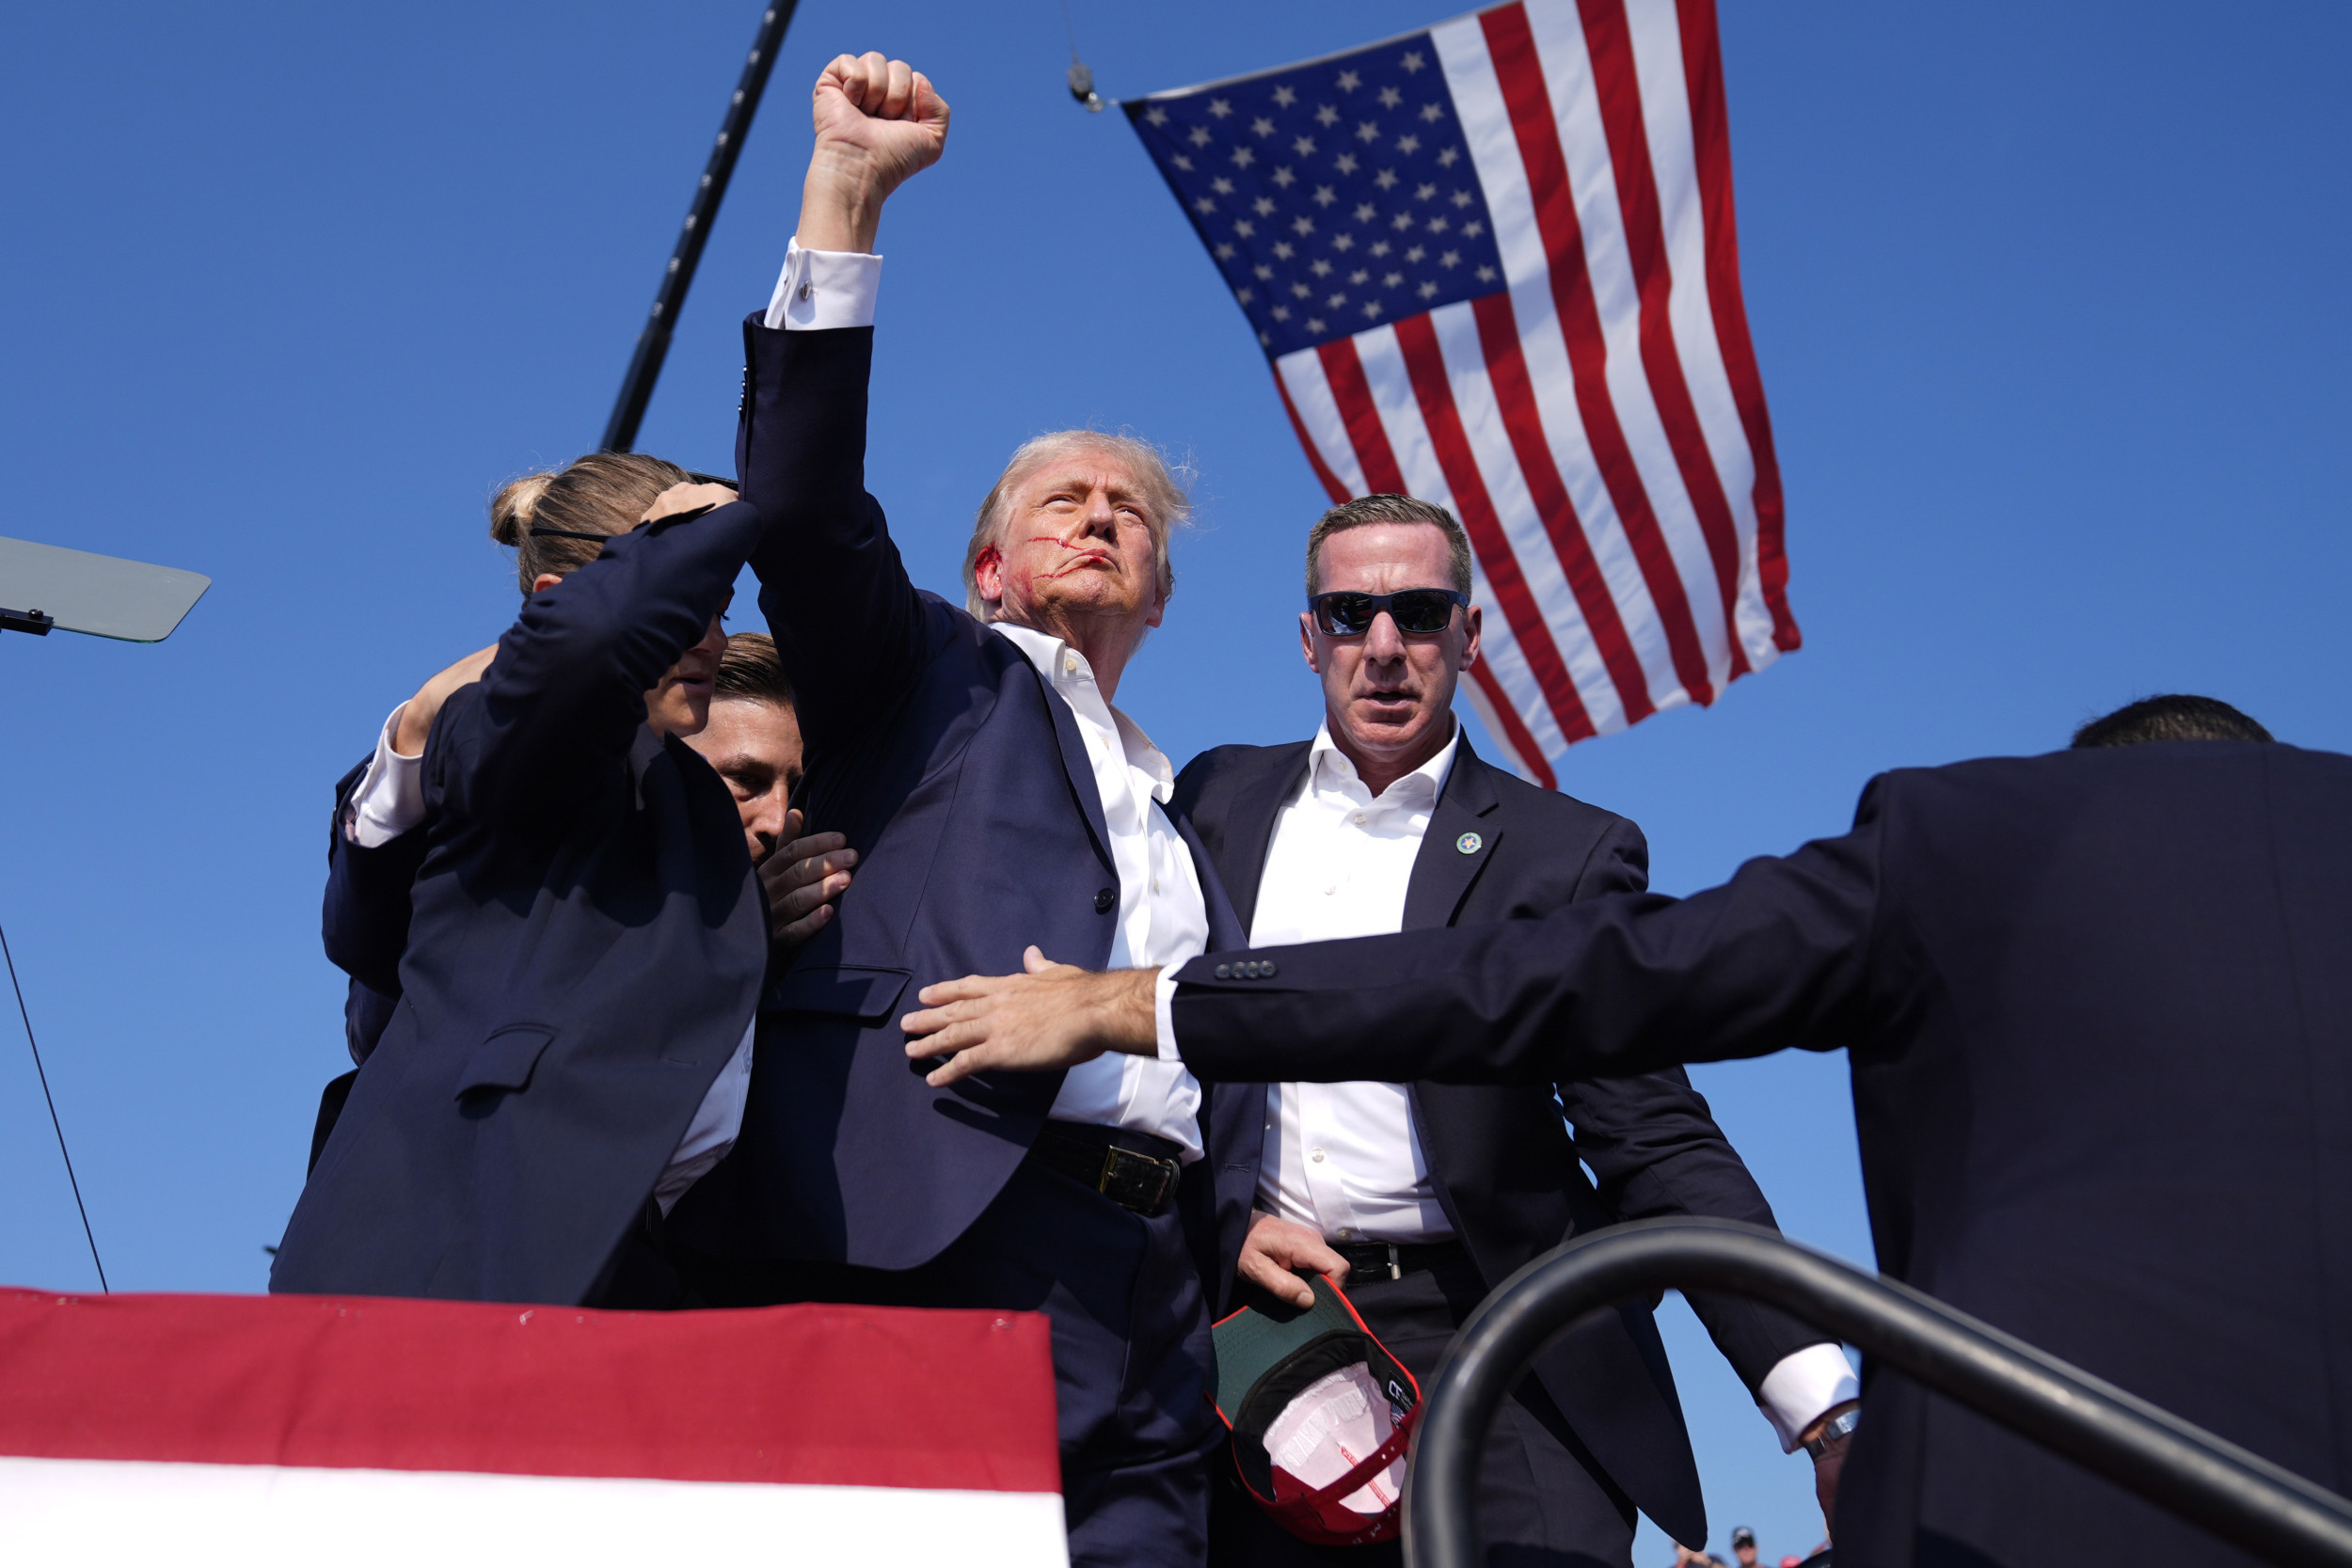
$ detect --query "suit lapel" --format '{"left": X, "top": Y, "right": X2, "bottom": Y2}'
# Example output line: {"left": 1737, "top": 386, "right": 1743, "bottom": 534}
{"left": 1011, "top": 641, "right": 1115, "bottom": 874}
{"left": 1221, "top": 744, "right": 1312, "bottom": 935}
{"left": 1402, "top": 735, "right": 1502, "bottom": 930}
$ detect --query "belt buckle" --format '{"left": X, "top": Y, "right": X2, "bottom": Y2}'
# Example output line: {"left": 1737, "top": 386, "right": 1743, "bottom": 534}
{"left": 1096, "top": 1145, "right": 1175, "bottom": 1214}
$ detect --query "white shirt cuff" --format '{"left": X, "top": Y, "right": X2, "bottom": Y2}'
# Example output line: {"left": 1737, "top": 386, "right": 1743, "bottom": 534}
{"left": 1153, "top": 966, "right": 1184, "bottom": 1064}
{"left": 342, "top": 705, "right": 428, "bottom": 848}
{"left": 1757, "top": 1341, "right": 1861, "bottom": 1452}
{"left": 764, "top": 238, "right": 882, "bottom": 330}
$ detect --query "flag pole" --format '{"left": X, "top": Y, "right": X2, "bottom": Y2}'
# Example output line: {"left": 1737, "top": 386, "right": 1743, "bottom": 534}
{"left": 600, "top": 2, "right": 801, "bottom": 454}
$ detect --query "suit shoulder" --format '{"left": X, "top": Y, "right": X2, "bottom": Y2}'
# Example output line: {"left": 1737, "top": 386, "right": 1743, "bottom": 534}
{"left": 1173, "top": 741, "right": 1311, "bottom": 823}
{"left": 1477, "top": 756, "right": 1641, "bottom": 844}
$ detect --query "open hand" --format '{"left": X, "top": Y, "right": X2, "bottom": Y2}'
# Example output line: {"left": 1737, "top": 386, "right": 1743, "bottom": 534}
{"left": 642, "top": 481, "right": 739, "bottom": 526}
{"left": 762, "top": 809, "right": 856, "bottom": 947}
{"left": 900, "top": 946, "right": 1159, "bottom": 1086}
{"left": 801, "top": 53, "right": 949, "bottom": 252}
{"left": 1240, "top": 1212, "right": 1349, "bottom": 1309}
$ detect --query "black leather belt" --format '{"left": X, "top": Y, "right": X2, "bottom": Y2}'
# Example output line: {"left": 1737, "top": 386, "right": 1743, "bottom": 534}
{"left": 1026, "top": 1121, "right": 1184, "bottom": 1217}
{"left": 1331, "top": 1237, "right": 1470, "bottom": 1283}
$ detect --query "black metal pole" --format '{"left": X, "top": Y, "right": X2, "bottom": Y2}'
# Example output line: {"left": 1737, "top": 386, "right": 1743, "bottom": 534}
{"left": 1403, "top": 1218, "right": 2352, "bottom": 1568}
{"left": 600, "top": 1, "right": 800, "bottom": 453}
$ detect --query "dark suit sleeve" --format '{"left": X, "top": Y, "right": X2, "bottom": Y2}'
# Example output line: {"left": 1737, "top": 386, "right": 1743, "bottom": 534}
{"left": 426, "top": 499, "right": 766, "bottom": 831}
{"left": 734, "top": 317, "right": 930, "bottom": 756}
{"left": 1172, "top": 784, "right": 1892, "bottom": 1085}
{"left": 1565, "top": 1069, "right": 1839, "bottom": 1393}
{"left": 322, "top": 757, "right": 428, "bottom": 997}
{"left": 1545, "top": 812, "right": 1844, "bottom": 1391}
{"left": 1572, "top": 814, "right": 1650, "bottom": 901}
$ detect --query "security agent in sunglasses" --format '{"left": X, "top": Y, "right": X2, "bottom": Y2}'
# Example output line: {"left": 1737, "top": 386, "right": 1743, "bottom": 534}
{"left": 1160, "top": 494, "right": 1854, "bottom": 1568}
{"left": 656, "top": 53, "right": 1245, "bottom": 1568}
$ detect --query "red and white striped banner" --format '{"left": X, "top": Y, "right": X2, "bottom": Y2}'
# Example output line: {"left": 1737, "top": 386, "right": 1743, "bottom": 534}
{"left": 1131, "top": 0, "right": 1796, "bottom": 786}
{"left": 0, "top": 1287, "right": 1065, "bottom": 1565}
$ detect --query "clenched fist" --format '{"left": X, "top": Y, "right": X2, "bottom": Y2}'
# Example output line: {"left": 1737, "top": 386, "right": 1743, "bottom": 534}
{"left": 798, "top": 53, "right": 950, "bottom": 254}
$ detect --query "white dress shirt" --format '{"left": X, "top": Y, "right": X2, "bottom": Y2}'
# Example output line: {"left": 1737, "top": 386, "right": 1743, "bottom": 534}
{"left": 342, "top": 705, "right": 755, "bottom": 1214}
{"left": 1203, "top": 717, "right": 1859, "bottom": 1450}
{"left": 992, "top": 625, "right": 1211, "bottom": 1162}
{"left": 765, "top": 239, "right": 881, "bottom": 331}
{"left": 1250, "top": 723, "right": 1461, "bottom": 1244}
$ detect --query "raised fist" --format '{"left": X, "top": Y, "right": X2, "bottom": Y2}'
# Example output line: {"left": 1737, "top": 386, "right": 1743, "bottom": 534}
{"left": 799, "top": 53, "right": 949, "bottom": 252}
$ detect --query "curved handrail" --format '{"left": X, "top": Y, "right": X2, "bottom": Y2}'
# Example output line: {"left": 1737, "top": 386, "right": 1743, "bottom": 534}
{"left": 1400, "top": 1218, "right": 2352, "bottom": 1568}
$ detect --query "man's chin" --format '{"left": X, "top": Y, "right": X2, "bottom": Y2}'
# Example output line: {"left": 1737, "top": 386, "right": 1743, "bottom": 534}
{"left": 1348, "top": 703, "right": 1429, "bottom": 737}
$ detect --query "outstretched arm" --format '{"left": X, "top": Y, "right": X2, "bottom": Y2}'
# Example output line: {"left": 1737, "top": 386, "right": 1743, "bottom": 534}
{"left": 902, "top": 796, "right": 1896, "bottom": 1087}
{"left": 738, "top": 55, "right": 950, "bottom": 754}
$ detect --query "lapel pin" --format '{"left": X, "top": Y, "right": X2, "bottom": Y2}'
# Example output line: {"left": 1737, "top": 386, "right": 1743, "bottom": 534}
{"left": 1455, "top": 832, "right": 1483, "bottom": 855}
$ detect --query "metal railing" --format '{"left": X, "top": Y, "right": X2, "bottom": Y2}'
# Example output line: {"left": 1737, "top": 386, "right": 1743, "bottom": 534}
{"left": 1400, "top": 1218, "right": 2352, "bottom": 1568}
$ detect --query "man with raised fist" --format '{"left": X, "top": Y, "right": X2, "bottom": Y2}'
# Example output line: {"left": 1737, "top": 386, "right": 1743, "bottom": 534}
{"left": 667, "top": 55, "right": 1243, "bottom": 1568}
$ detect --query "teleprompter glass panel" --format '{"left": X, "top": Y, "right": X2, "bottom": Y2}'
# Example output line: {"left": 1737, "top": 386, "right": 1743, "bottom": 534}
{"left": 0, "top": 536, "right": 210, "bottom": 642}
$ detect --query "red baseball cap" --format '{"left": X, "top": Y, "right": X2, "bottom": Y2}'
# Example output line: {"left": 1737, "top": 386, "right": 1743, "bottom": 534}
{"left": 1211, "top": 1274, "right": 1422, "bottom": 1546}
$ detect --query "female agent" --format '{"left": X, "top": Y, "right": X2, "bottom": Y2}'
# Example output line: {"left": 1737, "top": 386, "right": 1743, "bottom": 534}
{"left": 277, "top": 453, "right": 776, "bottom": 1307}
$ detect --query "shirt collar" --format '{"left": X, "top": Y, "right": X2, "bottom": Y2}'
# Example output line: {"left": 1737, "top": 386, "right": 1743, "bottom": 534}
{"left": 1307, "top": 716, "right": 1459, "bottom": 806}
{"left": 993, "top": 622, "right": 1176, "bottom": 803}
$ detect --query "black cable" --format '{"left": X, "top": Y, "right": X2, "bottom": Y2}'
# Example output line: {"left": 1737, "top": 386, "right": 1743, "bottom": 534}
{"left": 0, "top": 912, "right": 107, "bottom": 1292}
{"left": 600, "top": 1, "right": 802, "bottom": 453}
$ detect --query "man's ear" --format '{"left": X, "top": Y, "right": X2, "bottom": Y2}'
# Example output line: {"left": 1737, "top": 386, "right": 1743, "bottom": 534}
{"left": 530, "top": 572, "right": 564, "bottom": 596}
{"left": 1459, "top": 602, "right": 1482, "bottom": 671}
{"left": 972, "top": 545, "right": 1004, "bottom": 607}
{"left": 1298, "top": 611, "right": 1323, "bottom": 673}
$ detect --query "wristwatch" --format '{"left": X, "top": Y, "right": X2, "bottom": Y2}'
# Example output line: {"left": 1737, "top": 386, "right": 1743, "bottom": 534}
{"left": 1803, "top": 1405, "right": 1860, "bottom": 1459}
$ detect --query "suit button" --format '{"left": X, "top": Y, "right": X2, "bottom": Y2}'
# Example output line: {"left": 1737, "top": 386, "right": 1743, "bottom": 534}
{"left": 1094, "top": 888, "right": 1116, "bottom": 913}
{"left": 1214, "top": 964, "right": 1232, "bottom": 980}
{"left": 1258, "top": 958, "right": 1279, "bottom": 978}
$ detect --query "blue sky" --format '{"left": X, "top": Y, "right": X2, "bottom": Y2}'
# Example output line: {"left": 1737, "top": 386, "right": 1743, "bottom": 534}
{"left": 2, "top": 1, "right": 2344, "bottom": 1559}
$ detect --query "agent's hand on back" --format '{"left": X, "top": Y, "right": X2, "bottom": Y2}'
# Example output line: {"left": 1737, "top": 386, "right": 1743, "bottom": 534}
{"left": 762, "top": 808, "right": 856, "bottom": 948}
{"left": 900, "top": 948, "right": 1160, "bottom": 1085}
{"left": 799, "top": 53, "right": 949, "bottom": 252}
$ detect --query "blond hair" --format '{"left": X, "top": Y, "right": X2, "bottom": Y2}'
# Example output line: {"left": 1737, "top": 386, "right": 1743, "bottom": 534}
{"left": 488, "top": 451, "right": 693, "bottom": 593}
{"left": 960, "top": 432, "right": 1189, "bottom": 620}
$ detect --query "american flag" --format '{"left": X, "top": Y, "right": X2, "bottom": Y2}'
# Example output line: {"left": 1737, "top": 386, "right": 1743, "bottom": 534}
{"left": 1126, "top": 0, "right": 1797, "bottom": 786}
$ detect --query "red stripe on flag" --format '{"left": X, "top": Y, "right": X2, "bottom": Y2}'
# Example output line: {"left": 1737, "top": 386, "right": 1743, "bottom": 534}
{"left": 1273, "top": 368, "right": 1353, "bottom": 505}
{"left": 1467, "top": 660, "right": 1557, "bottom": 789}
{"left": 1391, "top": 315, "right": 1596, "bottom": 746}
{"left": 1315, "top": 338, "right": 1411, "bottom": 496}
{"left": 1578, "top": 0, "right": 1750, "bottom": 682}
{"left": 0, "top": 1289, "right": 1061, "bottom": 1493}
{"left": 1481, "top": 1, "right": 1714, "bottom": 709}
{"left": 1469, "top": 292, "right": 1655, "bottom": 726}
{"left": 1677, "top": 0, "right": 1798, "bottom": 653}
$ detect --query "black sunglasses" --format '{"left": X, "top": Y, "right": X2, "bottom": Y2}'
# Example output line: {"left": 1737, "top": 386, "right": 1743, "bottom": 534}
{"left": 1308, "top": 588, "right": 1470, "bottom": 637}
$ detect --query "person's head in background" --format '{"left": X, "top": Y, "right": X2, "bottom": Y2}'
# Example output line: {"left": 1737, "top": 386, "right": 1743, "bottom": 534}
{"left": 1299, "top": 494, "right": 1483, "bottom": 798}
{"left": 490, "top": 452, "right": 735, "bottom": 739}
{"left": 684, "top": 632, "right": 803, "bottom": 863}
{"left": 1729, "top": 1524, "right": 1758, "bottom": 1566}
{"left": 2071, "top": 693, "right": 2274, "bottom": 750}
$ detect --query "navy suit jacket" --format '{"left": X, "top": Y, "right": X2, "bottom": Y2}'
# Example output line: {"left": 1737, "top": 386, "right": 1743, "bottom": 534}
{"left": 1173, "top": 734, "right": 1830, "bottom": 1545}
{"left": 1168, "top": 742, "right": 2352, "bottom": 1565}
{"left": 667, "top": 319, "right": 1248, "bottom": 1274}
{"left": 272, "top": 500, "right": 771, "bottom": 1305}
{"left": 323, "top": 756, "right": 421, "bottom": 1065}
